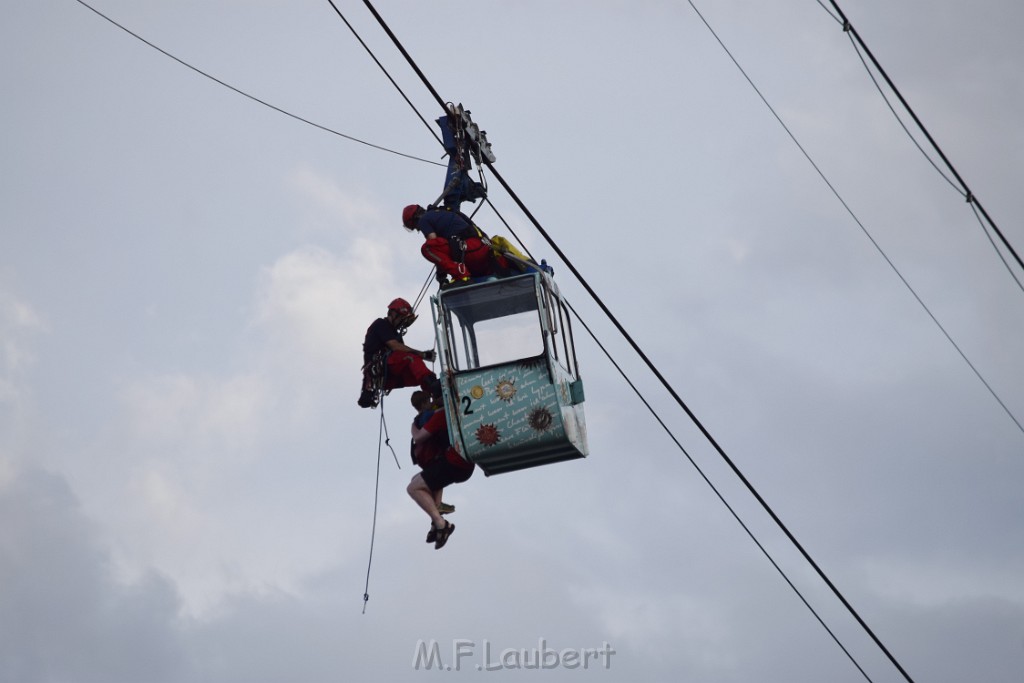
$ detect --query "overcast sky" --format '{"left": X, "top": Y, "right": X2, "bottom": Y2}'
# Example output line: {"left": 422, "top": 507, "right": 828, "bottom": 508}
{"left": 3, "top": 1, "right": 1023, "bottom": 681}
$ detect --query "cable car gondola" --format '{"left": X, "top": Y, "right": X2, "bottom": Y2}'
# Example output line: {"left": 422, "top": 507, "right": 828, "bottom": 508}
{"left": 431, "top": 270, "right": 588, "bottom": 475}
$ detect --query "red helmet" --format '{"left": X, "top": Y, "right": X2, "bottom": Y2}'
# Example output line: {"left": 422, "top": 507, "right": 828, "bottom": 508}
{"left": 387, "top": 297, "right": 412, "bottom": 314}
{"left": 402, "top": 204, "right": 423, "bottom": 228}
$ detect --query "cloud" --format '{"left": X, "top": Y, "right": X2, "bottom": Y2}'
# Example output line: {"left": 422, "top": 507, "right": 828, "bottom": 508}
{"left": 287, "top": 165, "right": 386, "bottom": 234}
{"left": 0, "top": 467, "right": 186, "bottom": 683}
{"left": 0, "top": 465, "right": 361, "bottom": 683}
{"left": 0, "top": 289, "right": 44, "bottom": 408}
{"left": 120, "top": 373, "right": 268, "bottom": 456}
{"left": 254, "top": 242, "right": 389, "bottom": 377}
{"left": 861, "top": 555, "right": 1024, "bottom": 607}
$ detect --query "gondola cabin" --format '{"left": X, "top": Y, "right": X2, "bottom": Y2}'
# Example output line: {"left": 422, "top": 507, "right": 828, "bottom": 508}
{"left": 431, "top": 271, "right": 588, "bottom": 475}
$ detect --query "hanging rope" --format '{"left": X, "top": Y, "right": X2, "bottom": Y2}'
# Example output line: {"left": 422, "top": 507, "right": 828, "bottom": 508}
{"left": 361, "top": 359, "right": 403, "bottom": 614}
{"left": 412, "top": 267, "right": 437, "bottom": 314}
{"left": 361, "top": 408, "right": 387, "bottom": 613}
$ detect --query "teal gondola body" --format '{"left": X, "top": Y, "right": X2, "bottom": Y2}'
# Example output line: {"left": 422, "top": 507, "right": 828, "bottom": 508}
{"left": 431, "top": 272, "right": 588, "bottom": 475}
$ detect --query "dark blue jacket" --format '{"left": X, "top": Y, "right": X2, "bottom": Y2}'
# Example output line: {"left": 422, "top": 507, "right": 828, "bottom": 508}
{"left": 417, "top": 209, "right": 476, "bottom": 241}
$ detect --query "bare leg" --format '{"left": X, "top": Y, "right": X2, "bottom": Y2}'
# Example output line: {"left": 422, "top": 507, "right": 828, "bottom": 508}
{"left": 408, "top": 474, "right": 445, "bottom": 528}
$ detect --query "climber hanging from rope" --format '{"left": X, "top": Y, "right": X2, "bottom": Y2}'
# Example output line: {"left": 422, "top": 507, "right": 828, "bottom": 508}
{"left": 358, "top": 297, "right": 441, "bottom": 409}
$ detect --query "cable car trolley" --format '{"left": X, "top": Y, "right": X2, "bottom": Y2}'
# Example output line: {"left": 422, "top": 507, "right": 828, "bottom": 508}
{"left": 431, "top": 271, "right": 588, "bottom": 475}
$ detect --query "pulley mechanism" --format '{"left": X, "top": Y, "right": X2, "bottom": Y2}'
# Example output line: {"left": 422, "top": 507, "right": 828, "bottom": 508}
{"left": 436, "top": 103, "right": 493, "bottom": 208}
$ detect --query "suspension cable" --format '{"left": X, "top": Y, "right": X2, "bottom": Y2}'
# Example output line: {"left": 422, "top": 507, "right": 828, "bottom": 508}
{"left": 684, "top": 0, "right": 1023, "bottom": 438}
{"left": 73, "top": 0, "right": 443, "bottom": 167}
{"left": 566, "top": 296, "right": 874, "bottom": 682}
{"left": 356, "top": 1, "right": 913, "bottom": 680}
{"left": 323, "top": 0, "right": 442, "bottom": 148}
{"left": 841, "top": 19, "right": 1024, "bottom": 300}
{"left": 474, "top": 184, "right": 873, "bottom": 681}
{"left": 836, "top": 13, "right": 1024, "bottom": 295}
{"left": 823, "top": 0, "right": 1024, "bottom": 278}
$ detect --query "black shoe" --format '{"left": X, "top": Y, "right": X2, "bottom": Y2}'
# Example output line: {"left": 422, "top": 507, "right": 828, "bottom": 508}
{"left": 357, "top": 390, "right": 377, "bottom": 408}
{"left": 434, "top": 521, "right": 454, "bottom": 549}
{"left": 426, "top": 525, "right": 437, "bottom": 543}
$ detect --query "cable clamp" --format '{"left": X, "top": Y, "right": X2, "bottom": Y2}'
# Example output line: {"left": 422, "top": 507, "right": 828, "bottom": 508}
{"left": 842, "top": 19, "right": 851, "bottom": 33}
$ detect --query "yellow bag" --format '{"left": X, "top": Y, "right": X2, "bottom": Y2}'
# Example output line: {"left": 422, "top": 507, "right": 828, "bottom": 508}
{"left": 489, "top": 235, "right": 528, "bottom": 261}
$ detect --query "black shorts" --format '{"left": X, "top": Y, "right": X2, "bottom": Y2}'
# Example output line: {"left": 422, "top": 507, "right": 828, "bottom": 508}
{"left": 421, "top": 456, "right": 475, "bottom": 492}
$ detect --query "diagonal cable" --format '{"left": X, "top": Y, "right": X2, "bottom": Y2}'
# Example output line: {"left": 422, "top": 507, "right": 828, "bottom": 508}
{"left": 823, "top": 0, "right": 1024, "bottom": 277}
{"left": 323, "top": 0, "right": 442, "bottom": 148}
{"left": 357, "top": 0, "right": 912, "bottom": 679}
{"left": 74, "top": 0, "right": 443, "bottom": 167}
{"left": 685, "top": 0, "right": 1023, "bottom": 438}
